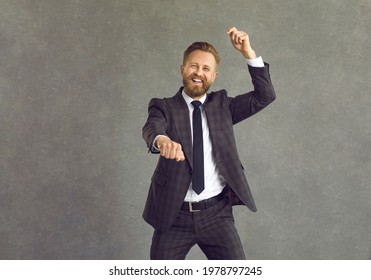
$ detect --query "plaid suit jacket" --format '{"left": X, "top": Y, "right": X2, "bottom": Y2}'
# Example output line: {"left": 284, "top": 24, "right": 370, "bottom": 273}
{"left": 142, "top": 63, "right": 276, "bottom": 231}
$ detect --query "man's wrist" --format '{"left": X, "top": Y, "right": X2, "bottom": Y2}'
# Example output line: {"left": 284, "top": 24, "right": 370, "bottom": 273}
{"left": 241, "top": 48, "right": 256, "bottom": 59}
{"left": 153, "top": 135, "right": 170, "bottom": 150}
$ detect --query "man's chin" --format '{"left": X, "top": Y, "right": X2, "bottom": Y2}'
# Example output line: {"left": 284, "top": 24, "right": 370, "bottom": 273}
{"left": 185, "top": 90, "right": 205, "bottom": 99}
{"left": 183, "top": 85, "right": 210, "bottom": 99}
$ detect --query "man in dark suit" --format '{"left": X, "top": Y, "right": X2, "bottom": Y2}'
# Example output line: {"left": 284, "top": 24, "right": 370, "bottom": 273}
{"left": 142, "top": 27, "right": 276, "bottom": 259}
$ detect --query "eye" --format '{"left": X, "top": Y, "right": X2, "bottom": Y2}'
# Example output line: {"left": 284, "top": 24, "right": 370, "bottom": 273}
{"left": 203, "top": 67, "right": 210, "bottom": 72}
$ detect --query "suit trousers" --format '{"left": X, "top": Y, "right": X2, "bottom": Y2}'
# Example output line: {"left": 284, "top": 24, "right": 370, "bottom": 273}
{"left": 150, "top": 196, "right": 246, "bottom": 260}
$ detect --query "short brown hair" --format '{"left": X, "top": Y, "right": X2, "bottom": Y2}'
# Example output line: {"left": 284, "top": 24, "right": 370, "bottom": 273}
{"left": 183, "top": 42, "right": 221, "bottom": 65}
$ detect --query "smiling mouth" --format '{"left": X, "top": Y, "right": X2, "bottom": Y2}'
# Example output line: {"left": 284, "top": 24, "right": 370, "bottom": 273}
{"left": 191, "top": 78, "right": 203, "bottom": 84}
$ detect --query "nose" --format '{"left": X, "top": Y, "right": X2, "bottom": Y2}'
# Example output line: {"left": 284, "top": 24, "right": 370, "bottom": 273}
{"left": 195, "top": 67, "right": 203, "bottom": 76}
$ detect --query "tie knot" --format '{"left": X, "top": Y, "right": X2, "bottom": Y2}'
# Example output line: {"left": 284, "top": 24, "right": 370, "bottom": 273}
{"left": 191, "top": 100, "right": 202, "bottom": 108}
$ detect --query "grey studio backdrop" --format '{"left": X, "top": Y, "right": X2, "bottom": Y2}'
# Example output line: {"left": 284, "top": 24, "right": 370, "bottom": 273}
{"left": 0, "top": 0, "right": 370, "bottom": 260}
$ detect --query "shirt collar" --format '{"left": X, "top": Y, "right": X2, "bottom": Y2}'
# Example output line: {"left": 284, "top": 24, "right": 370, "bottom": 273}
{"left": 182, "top": 90, "right": 207, "bottom": 107}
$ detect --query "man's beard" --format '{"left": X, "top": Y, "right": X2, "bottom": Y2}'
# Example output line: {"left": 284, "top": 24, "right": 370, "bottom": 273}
{"left": 182, "top": 75, "right": 212, "bottom": 99}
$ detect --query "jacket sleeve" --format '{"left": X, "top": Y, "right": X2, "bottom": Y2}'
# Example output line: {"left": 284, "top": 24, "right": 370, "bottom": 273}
{"left": 229, "top": 62, "right": 276, "bottom": 124}
{"left": 142, "top": 98, "right": 168, "bottom": 153}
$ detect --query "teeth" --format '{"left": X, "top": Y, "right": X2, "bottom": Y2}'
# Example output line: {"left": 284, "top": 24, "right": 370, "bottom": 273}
{"left": 192, "top": 78, "right": 202, "bottom": 83}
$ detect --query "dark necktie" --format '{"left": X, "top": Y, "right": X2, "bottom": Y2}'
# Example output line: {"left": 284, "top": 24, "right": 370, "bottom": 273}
{"left": 191, "top": 100, "right": 204, "bottom": 194}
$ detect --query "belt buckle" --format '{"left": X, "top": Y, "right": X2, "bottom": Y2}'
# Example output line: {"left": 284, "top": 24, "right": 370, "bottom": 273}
{"left": 188, "top": 202, "right": 201, "bottom": 212}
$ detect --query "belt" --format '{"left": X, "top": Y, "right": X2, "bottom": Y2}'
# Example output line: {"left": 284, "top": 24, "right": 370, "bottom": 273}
{"left": 181, "top": 191, "right": 225, "bottom": 213}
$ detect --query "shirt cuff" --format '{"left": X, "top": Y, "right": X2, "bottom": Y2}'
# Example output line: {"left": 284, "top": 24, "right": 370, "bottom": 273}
{"left": 246, "top": 56, "right": 264, "bottom": 67}
{"left": 152, "top": 135, "right": 170, "bottom": 151}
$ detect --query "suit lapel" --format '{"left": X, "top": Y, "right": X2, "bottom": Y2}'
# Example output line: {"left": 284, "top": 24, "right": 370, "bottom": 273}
{"left": 203, "top": 93, "right": 222, "bottom": 164}
{"left": 166, "top": 89, "right": 193, "bottom": 167}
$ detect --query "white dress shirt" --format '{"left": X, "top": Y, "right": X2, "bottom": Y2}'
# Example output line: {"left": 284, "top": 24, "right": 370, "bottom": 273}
{"left": 154, "top": 56, "right": 265, "bottom": 202}
{"left": 182, "top": 91, "right": 226, "bottom": 202}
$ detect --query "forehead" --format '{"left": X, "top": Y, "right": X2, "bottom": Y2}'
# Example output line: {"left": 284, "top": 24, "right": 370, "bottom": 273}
{"left": 185, "top": 50, "right": 217, "bottom": 68}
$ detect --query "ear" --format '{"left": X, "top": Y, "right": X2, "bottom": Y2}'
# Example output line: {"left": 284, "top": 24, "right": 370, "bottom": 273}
{"left": 180, "top": 64, "right": 184, "bottom": 75}
{"left": 212, "top": 72, "right": 218, "bottom": 83}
